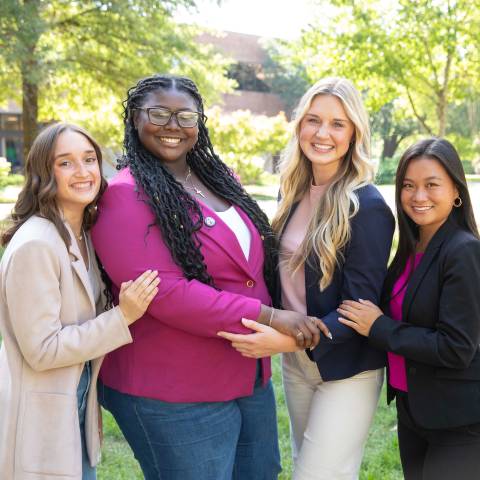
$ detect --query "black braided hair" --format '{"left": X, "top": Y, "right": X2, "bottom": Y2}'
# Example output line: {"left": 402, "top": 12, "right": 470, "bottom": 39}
{"left": 118, "top": 74, "right": 278, "bottom": 296}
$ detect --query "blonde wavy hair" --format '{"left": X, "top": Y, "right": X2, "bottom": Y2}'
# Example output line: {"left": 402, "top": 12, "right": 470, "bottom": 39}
{"left": 272, "top": 77, "right": 374, "bottom": 291}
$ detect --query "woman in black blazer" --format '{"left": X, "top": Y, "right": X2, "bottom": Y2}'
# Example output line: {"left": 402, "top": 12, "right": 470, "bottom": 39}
{"left": 338, "top": 137, "right": 480, "bottom": 480}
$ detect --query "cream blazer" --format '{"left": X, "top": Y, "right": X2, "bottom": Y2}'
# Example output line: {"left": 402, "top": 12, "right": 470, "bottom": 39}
{"left": 0, "top": 215, "right": 133, "bottom": 480}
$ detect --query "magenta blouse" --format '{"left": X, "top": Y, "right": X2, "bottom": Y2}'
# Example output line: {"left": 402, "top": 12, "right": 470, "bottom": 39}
{"left": 388, "top": 253, "right": 424, "bottom": 391}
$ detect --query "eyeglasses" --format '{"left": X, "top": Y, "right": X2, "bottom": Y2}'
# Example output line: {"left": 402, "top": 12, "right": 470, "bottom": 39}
{"left": 135, "top": 107, "right": 205, "bottom": 128}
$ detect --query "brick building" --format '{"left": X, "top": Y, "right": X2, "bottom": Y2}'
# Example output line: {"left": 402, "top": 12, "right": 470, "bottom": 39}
{"left": 198, "top": 30, "right": 286, "bottom": 116}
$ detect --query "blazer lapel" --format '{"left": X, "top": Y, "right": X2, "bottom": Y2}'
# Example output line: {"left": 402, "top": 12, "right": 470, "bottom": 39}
{"left": 235, "top": 206, "right": 264, "bottom": 273}
{"left": 402, "top": 217, "right": 456, "bottom": 321}
{"left": 65, "top": 223, "right": 96, "bottom": 312}
{"left": 198, "top": 203, "right": 256, "bottom": 276}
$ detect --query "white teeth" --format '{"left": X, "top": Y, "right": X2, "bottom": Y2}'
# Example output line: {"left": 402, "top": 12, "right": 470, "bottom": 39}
{"left": 160, "top": 137, "right": 181, "bottom": 144}
{"left": 412, "top": 206, "right": 433, "bottom": 211}
{"left": 72, "top": 182, "right": 92, "bottom": 189}
{"left": 312, "top": 144, "right": 334, "bottom": 151}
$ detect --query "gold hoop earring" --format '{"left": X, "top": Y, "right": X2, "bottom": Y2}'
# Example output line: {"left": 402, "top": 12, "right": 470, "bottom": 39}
{"left": 453, "top": 197, "right": 463, "bottom": 208}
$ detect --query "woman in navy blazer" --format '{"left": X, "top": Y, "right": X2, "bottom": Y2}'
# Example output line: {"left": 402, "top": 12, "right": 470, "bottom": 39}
{"left": 339, "top": 138, "right": 480, "bottom": 479}
{"left": 220, "top": 78, "right": 394, "bottom": 479}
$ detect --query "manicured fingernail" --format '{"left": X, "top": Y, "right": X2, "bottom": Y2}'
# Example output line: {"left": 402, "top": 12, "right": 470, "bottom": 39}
{"left": 327, "top": 332, "right": 333, "bottom": 340}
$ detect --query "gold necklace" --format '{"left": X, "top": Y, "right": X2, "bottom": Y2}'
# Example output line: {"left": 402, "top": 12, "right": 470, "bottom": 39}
{"left": 75, "top": 229, "right": 85, "bottom": 242}
{"left": 184, "top": 167, "right": 206, "bottom": 198}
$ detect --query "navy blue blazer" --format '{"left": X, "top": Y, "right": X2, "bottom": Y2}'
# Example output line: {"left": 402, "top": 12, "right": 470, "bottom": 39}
{"left": 279, "top": 184, "right": 395, "bottom": 381}
{"left": 370, "top": 217, "right": 480, "bottom": 429}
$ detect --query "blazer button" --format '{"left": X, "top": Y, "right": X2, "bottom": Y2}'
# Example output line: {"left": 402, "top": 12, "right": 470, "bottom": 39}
{"left": 246, "top": 280, "right": 255, "bottom": 288}
{"left": 408, "top": 367, "right": 416, "bottom": 375}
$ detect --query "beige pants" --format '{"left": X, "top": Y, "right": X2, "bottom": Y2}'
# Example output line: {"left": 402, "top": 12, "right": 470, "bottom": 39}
{"left": 282, "top": 351, "right": 383, "bottom": 480}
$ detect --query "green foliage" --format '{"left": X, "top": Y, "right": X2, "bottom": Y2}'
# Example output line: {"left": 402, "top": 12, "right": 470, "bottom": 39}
{"left": 207, "top": 107, "right": 290, "bottom": 184}
{"left": 445, "top": 133, "right": 476, "bottom": 173}
{"left": 371, "top": 101, "right": 418, "bottom": 160}
{"left": 271, "top": 0, "right": 480, "bottom": 138}
{"left": 0, "top": 0, "right": 235, "bottom": 150}
{"left": 0, "top": 158, "right": 11, "bottom": 182}
{"left": 0, "top": 158, "right": 25, "bottom": 190}
{"left": 262, "top": 39, "right": 310, "bottom": 115}
{"left": 376, "top": 156, "right": 400, "bottom": 185}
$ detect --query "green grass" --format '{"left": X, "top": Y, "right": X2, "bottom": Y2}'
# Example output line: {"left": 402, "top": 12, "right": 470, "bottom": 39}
{"left": 97, "top": 356, "right": 402, "bottom": 479}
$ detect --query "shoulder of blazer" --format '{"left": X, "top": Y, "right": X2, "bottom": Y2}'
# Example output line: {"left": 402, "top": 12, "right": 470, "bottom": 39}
{"left": 351, "top": 184, "right": 395, "bottom": 231}
{"left": 4, "top": 216, "right": 66, "bottom": 256}
{"left": 354, "top": 184, "right": 392, "bottom": 212}
{"left": 442, "top": 225, "right": 478, "bottom": 250}
{"left": 0, "top": 217, "right": 68, "bottom": 282}
{"left": 102, "top": 168, "right": 151, "bottom": 208}
{"left": 437, "top": 225, "right": 480, "bottom": 265}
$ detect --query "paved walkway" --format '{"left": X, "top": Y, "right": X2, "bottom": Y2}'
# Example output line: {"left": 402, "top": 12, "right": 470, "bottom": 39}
{"left": 0, "top": 203, "right": 14, "bottom": 221}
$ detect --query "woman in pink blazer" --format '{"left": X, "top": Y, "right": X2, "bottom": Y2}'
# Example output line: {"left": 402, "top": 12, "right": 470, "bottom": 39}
{"left": 0, "top": 123, "right": 158, "bottom": 480}
{"left": 92, "top": 74, "right": 329, "bottom": 480}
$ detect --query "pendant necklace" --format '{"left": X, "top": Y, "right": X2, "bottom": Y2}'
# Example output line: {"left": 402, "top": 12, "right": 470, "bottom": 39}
{"left": 184, "top": 167, "right": 206, "bottom": 198}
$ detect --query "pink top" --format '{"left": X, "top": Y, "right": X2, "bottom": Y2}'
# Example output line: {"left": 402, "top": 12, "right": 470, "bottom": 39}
{"left": 388, "top": 252, "right": 424, "bottom": 391}
{"left": 280, "top": 183, "right": 327, "bottom": 313}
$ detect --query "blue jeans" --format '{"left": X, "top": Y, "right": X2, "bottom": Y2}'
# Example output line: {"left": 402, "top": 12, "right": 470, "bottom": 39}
{"left": 77, "top": 362, "right": 96, "bottom": 480}
{"left": 98, "top": 364, "right": 281, "bottom": 479}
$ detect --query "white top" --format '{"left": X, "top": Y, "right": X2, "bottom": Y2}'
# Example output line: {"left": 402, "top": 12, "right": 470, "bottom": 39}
{"left": 86, "top": 237, "right": 101, "bottom": 304}
{"left": 216, "top": 206, "right": 251, "bottom": 260}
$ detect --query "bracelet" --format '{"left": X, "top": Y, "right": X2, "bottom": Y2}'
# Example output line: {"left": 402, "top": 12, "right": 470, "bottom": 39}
{"left": 268, "top": 307, "right": 275, "bottom": 327}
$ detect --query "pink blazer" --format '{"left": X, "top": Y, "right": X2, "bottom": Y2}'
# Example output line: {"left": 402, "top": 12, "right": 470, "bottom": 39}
{"left": 92, "top": 168, "right": 272, "bottom": 402}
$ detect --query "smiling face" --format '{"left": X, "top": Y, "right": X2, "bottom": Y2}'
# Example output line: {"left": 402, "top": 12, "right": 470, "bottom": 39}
{"left": 134, "top": 88, "right": 199, "bottom": 167}
{"left": 299, "top": 94, "right": 355, "bottom": 183}
{"left": 401, "top": 156, "right": 459, "bottom": 240}
{"left": 53, "top": 129, "right": 101, "bottom": 215}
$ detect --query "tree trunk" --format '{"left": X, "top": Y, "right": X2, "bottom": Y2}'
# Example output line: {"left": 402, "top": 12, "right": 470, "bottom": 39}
{"left": 21, "top": 69, "right": 39, "bottom": 161}
{"left": 381, "top": 135, "right": 400, "bottom": 159}
{"left": 437, "top": 94, "right": 447, "bottom": 137}
{"left": 20, "top": 0, "right": 41, "bottom": 162}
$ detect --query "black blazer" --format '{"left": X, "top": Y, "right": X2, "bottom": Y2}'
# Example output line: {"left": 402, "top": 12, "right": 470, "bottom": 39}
{"left": 369, "top": 217, "right": 480, "bottom": 429}
{"left": 279, "top": 184, "right": 395, "bottom": 381}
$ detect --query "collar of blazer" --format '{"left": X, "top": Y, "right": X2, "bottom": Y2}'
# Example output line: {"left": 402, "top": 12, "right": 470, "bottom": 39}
{"left": 64, "top": 221, "right": 96, "bottom": 311}
{"left": 198, "top": 201, "right": 263, "bottom": 277}
{"left": 402, "top": 216, "right": 457, "bottom": 321}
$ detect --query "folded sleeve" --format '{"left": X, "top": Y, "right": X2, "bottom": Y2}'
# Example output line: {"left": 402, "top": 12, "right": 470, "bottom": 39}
{"left": 5, "top": 240, "right": 132, "bottom": 372}
{"left": 92, "top": 181, "right": 261, "bottom": 338}
{"left": 312, "top": 194, "right": 395, "bottom": 360}
{"left": 369, "top": 239, "right": 480, "bottom": 369}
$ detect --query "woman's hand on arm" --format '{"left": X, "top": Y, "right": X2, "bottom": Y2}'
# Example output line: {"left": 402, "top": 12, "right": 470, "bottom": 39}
{"left": 337, "top": 299, "right": 384, "bottom": 337}
{"left": 118, "top": 270, "right": 160, "bottom": 325}
{"left": 256, "top": 306, "right": 331, "bottom": 349}
{"left": 6, "top": 240, "right": 134, "bottom": 371}
{"left": 217, "top": 319, "right": 299, "bottom": 358}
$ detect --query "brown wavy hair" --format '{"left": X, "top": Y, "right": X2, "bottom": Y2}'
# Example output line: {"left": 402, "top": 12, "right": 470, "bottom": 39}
{"left": 1, "top": 123, "right": 108, "bottom": 247}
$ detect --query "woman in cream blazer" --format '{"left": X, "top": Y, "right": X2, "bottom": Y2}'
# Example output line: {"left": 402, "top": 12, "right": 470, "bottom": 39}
{"left": 0, "top": 123, "right": 159, "bottom": 480}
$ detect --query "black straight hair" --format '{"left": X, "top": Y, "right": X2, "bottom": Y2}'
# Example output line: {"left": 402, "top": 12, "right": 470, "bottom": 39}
{"left": 386, "top": 137, "right": 478, "bottom": 297}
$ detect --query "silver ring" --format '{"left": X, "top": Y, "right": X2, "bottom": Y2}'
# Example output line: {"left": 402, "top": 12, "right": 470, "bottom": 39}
{"left": 296, "top": 331, "right": 304, "bottom": 337}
